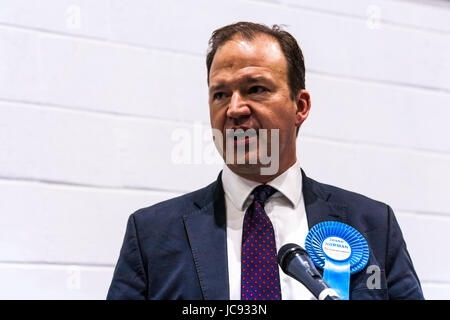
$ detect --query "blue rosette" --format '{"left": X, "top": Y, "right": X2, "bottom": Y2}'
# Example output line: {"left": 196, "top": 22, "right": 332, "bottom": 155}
{"left": 305, "top": 221, "right": 369, "bottom": 300}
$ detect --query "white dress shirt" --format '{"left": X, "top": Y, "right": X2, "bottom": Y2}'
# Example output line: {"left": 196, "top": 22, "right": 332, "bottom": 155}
{"left": 222, "top": 160, "right": 315, "bottom": 300}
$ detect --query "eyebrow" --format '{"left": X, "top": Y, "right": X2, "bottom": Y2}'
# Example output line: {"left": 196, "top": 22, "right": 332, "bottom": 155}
{"left": 209, "top": 83, "right": 227, "bottom": 94}
{"left": 244, "top": 76, "right": 270, "bottom": 84}
{"left": 209, "top": 76, "right": 271, "bottom": 93}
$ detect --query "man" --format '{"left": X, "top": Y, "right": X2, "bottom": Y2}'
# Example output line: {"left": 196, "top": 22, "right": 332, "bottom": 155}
{"left": 107, "top": 22, "right": 423, "bottom": 300}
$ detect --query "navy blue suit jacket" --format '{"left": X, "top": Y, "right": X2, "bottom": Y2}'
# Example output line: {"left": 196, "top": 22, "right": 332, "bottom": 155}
{"left": 107, "top": 170, "right": 424, "bottom": 300}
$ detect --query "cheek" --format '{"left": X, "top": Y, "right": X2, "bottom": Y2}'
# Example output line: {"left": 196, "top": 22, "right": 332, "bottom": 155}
{"left": 209, "top": 108, "right": 228, "bottom": 134}
{"left": 259, "top": 96, "right": 295, "bottom": 123}
{"left": 209, "top": 106, "right": 220, "bottom": 125}
{"left": 259, "top": 109, "right": 296, "bottom": 144}
{"left": 258, "top": 109, "right": 292, "bottom": 130}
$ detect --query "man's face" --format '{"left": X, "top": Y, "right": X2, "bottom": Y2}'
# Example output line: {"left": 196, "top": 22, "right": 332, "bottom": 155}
{"left": 208, "top": 34, "right": 302, "bottom": 179}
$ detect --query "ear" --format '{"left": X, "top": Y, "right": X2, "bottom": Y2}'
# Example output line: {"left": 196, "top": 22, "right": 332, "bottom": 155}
{"left": 295, "top": 89, "right": 311, "bottom": 128}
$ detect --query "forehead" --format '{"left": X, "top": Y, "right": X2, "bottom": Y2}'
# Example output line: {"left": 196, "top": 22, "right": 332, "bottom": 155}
{"left": 209, "top": 34, "right": 288, "bottom": 85}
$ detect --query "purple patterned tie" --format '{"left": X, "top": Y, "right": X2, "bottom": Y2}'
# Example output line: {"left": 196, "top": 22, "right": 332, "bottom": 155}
{"left": 241, "top": 185, "right": 281, "bottom": 300}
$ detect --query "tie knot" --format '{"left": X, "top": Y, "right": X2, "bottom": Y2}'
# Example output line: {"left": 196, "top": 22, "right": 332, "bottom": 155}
{"left": 252, "top": 185, "right": 277, "bottom": 204}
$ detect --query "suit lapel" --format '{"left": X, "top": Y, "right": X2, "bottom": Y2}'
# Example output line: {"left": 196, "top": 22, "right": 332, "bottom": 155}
{"left": 183, "top": 173, "right": 229, "bottom": 300}
{"left": 182, "top": 169, "right": 346, "bottom": 300}
{"left": 301, "top": 169, "right": 348, "bottom": 229}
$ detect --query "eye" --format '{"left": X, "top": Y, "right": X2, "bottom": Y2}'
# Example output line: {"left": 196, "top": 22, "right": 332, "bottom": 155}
{"left": 248, "top": 86, "right": 268, "bottom": 94}
{"left": 213, "top": 92, "right": 226, "bottom": 101}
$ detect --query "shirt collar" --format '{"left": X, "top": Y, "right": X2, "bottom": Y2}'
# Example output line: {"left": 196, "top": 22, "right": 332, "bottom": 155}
{"left": 221, "top": 159, "right": 303, "bottom": 211}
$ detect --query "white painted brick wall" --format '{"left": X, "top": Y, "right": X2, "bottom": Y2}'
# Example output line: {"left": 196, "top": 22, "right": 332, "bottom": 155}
{"left": 0, "top": 0, "right": 448, "bottom": 299}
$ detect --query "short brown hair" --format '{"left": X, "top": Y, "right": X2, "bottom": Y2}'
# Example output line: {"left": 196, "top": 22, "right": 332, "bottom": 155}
{"left": 206, "top": 21, "right": 306, "bottom": 100}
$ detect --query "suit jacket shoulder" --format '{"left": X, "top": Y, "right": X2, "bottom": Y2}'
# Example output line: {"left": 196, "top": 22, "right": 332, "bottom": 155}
{"left": 311, "top": 178, "right": 390, "bottom": 233}
{"left": 133, "top": 179, "right": 217, "bottom": 223}
{"left": 108, "top": 176, "right": 228, "bottom": 300}
{"left": 304, "top": 174, "right": 423, "bottom": 299}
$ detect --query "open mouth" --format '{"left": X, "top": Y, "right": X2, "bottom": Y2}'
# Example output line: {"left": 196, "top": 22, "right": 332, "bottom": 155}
{"left": 226, "top": 128, "right": 258, "bottom": 146}
{"left": 234, "top": 135, "right": 255, "bottom": 145}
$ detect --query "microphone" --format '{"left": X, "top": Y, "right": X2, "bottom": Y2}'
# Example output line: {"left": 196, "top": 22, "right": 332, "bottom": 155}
{"left": 278, "top": 243, "right": 341, "bottom": 300}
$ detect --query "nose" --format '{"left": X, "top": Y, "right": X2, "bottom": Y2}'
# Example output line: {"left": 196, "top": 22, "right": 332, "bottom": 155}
{"left": 227, "top": 91, "right": 251, "bottom": 119}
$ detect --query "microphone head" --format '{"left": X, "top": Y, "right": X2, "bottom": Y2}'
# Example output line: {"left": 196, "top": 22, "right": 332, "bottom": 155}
{"left": 277, "top": 243, "right": 341, "bottom": 300}
{"left": 277, "top": 243, "right": 308, "bottom": 273}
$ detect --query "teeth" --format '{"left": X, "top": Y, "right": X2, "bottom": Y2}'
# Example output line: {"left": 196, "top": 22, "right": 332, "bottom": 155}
{"left": 228, "top": 129, "right": 257, "bottom": 138}
{"left": 246, "top": 130, "right": 257, "bottom": 137}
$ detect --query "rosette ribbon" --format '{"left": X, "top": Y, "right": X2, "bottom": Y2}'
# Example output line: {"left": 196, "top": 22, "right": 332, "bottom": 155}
{"left": 305, "top": 221, "right": 369, "bottom": 300}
